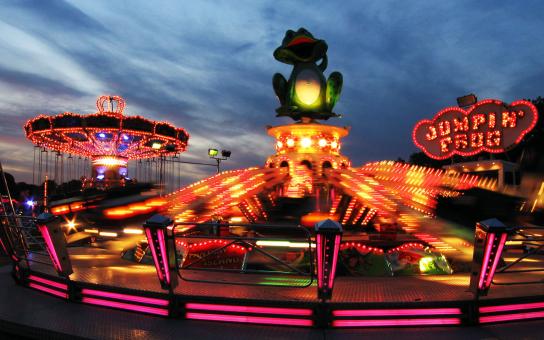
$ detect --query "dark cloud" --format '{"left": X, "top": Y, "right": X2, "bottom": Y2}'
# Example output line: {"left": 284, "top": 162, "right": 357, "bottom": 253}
{"left": 0, "top": 65, "right": 85, "bottom": 97}
{"left": 0, "top": 0, "right": 106, "bottom": 34}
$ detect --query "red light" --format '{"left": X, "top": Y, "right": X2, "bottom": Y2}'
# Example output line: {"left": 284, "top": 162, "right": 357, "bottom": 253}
{"left": 185, "top": 303, "right": 313, "bottom": 316}
{"left": 413, "top": 99, "right": 538, "bottom": 160}
{"left": 484, "top": 232, "right": 508, "bottom": 288}
{"left": 328, "top": 234, "right": 341, "bottom": 287}
{"left": 332, "top": 318, "right": 461, "bottom": 327}
{"left": 145, "top": 228, "right": 164, "bottom": 282}
{"left": 28, "top": 275, "right": 67, "bottom": 291}
{"left": 82, "top": 289, "right": 169, "bottom": 306}
{"left": 333, "top": 308, "right": 462, "bottom": 317}
{"left": 28, "top": 283, "right": 67, "bottom": 299}
{"left": 157, "top": 228, "right": 170, "bottom": 284}
{"left": 185, "top": 312, "right": 313, "bottom": 327}
{"left": 37, "top": 225, "right": 62, "bottom": 272}
{"left": 480, "top": 301, "right": 544, "bottom": 314}
{"left": 479, "top": 311, "right": 544, "bottom": 324}
{"left": 82, "top": 297, "right": 169, "bottom": 316}
{"left": 478, "top": 233, "right": 496, "bottom": 289}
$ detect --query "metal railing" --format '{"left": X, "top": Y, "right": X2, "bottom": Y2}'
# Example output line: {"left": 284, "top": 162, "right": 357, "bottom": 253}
{"left": 173, "top": 221, "right": 314, "bottom": 287}
{"left": 0, "top": 160, "right": 51, "bottom": 269}
{"left": 493, "top": 225, "right": 544, "bottom": 285}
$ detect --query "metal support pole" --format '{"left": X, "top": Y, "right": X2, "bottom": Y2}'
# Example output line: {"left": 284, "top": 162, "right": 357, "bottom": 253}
{"left": 315, "top": 219, "right": 342, "bottom": 301}
{"left": 143, "top": 214, "right": 179, "bottom": 292}
{"left": 469, "top": 218, "right": 512, "bottom": 298}
{"left": 36, "top": 213, "right": 73, "bottom": 277}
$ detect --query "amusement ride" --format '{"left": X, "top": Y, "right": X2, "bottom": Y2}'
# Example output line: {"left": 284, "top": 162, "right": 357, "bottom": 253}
{"left": 0, "top": 27, "right": 543, "bottom": 330}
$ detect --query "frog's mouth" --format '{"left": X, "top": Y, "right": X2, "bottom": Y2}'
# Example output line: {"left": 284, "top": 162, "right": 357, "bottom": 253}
{"left": 285, "top": 36, "right": 319, "bottom": 60}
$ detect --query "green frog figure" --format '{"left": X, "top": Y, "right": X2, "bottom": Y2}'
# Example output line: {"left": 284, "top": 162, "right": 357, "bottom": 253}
{"left": 273, "top": 28, "right": 343, "bottom": 122}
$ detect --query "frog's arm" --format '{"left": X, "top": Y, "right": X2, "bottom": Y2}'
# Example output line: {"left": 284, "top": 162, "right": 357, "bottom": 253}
{"left": 326, "top": 71, "right": 343, "bottom": 110}
{"left": 317, "top": 55, "right": 328, "bottom": 72}
{"left": 272, "top": 73, "right": 287, "bottom": 106}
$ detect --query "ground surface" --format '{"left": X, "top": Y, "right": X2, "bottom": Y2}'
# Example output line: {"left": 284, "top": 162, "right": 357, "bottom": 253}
{"left": 0, "top": 264, "right": 543, "bottom": 340}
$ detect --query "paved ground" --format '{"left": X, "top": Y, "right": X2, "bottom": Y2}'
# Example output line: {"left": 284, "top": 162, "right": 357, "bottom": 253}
{"left": 0, "top": 264, "right": 543, "bottom": 340}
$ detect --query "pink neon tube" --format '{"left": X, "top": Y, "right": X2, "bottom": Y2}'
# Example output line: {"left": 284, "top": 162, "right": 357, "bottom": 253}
{"left": 29, "top": 283, "right": 67, "bottom": 299}
{"left": 145, "top": 228, "right": 164, "bottom": 282}
{"left": 82, "top": 297, "right": 169, "bottom": 316}
{"left": 478, "top": 233, "right": 495, "bottom": 289}
{"left": 332, "top": 317, "right": 461, "bottom": 327}
{"left": 82, "top": 288, "right": 169, "bottom": 306}
{"left": 328, "top": 234, "right": 341, "bottom": 288}
{"left": 333, "top": 307, "right": 462, "bottom": 317}
{"left": 38, "top": 225, "right": 62, "bottom": 272}
{"left": 479, "top": 310, "right": 544, "bottom": 324}
{"left": 316, "top": 234, "right": 323, "bottom": 288}
{"left": 186, "top": 303, "right": 313, "bottom": 316}
{"left": 28, "top": 275, "right": 68, "bottom": 291}
{"left": 186, "top": 312, "right": 313, "bottom": 327}
{"left": 480, "top": 301, "right": 544, "bottom": 314}
{"left": 484, "top": 233, "right": 508, "bottom": 287}
{"left": 157, "top": 228, "right": 170, "bottom": 284}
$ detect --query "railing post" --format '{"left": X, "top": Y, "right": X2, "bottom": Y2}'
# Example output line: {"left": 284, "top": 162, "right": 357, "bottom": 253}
{"left": 143, "top": 214, "right": 179, "bottom": 292}
{"left": 36, "top": 213, "right": 73, "bottom": 277}
{"left": 315, "top": 219, "right": 342, "bottom": 301}
{"left": 0, "top": 216, "right": 20, "bottom": 264}
{"left": 469, "top": 218, "right": 510, "bottom": 299}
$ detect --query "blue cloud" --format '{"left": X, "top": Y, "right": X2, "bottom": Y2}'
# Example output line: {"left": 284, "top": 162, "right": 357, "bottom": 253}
{"left": 0, "top": 0, "right": 544, "bottom": 183}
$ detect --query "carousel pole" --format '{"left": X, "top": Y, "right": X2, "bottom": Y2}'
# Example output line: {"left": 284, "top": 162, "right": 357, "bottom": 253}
{"left": 32, "top": 146, "right": 37, "bottom": 185}
{"left": 60, "top": 153, "right": 64, "bottom": 185}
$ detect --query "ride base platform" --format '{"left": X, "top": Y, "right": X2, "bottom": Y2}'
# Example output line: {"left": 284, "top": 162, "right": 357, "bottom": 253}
{"left": 10, "top": 246, "right": 544, "bottom": 331}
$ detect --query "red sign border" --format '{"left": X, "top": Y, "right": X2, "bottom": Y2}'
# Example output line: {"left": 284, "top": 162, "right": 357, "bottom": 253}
{"left": 412, "top": 99, "right": 538, "bottom": 160}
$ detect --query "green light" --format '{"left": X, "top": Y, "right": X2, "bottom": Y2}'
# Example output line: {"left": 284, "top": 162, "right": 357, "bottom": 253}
{"left": 419, "top": 256, "right": 436, "bottom": 273}
{"left": 257, "top": 276, "right": 316, "bottom": 287}
{"left": 208, "top": 148, "right": 219, "bottom": 157}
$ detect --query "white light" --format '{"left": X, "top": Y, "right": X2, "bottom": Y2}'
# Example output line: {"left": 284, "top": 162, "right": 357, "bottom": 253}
{"left": 229, "top": 217, "right": 243, "bottom": 222}
{"left": 123, "top": 228, "right": 143, "bottom": 235}
{"left": 84, "top": 229, "right": 99, "bottom": 234}
{"left": 256, "top": 240, "right": 315, "bottom": 248}
{"left": 331, "top": 141, "right": 338, "bottom": 149}
{"left": 99, "top": 231, "right": 118, "bottom": 237}
{"left": 295, "top": 69, "right": 321, "bottom": 105}
{"left": 152, "top": 142, "right": 162, "bottom": 150}
{"left": 92, "top": 157, "right": 127, "bottom": 167}
{"left": 276, "top": 141, "right": 283, "bottom": 148}
{"left": 286, "top": 139, "right": 295, "bottom": 147}
{"left": 318, "top": 139, "right": 327, "bottom": 147}
{"left": 300, "top": 137, "right": 312, "bottom": 148}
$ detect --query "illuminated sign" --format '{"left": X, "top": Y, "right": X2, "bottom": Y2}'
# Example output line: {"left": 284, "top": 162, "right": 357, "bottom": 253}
{"left": 413, "top": 99, "right": 538, "bottom": 160}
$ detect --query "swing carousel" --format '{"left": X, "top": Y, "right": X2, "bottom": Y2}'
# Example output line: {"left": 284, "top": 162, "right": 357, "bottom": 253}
{"left": 24, "top": 95, "right": 189, "bottom": 190}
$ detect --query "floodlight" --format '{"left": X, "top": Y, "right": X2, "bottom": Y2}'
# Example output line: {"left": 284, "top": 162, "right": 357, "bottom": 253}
{"left": 457, "top": 94, "right": 477, "bottom": 108}
{"left": 208, "top": 148, "right": 219, "bottom": 157}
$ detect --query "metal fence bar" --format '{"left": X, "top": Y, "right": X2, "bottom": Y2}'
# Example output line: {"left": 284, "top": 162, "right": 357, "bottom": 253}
{"left": 497, "top": 243, "right": 544, "bottom": 273}
{"left": 175, "top": 221, "right": 314, "bottom": 288}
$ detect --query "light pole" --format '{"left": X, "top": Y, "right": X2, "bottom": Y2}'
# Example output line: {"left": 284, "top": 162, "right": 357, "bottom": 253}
{"left": 208, "top": 149, "right": 232, "bottom": 173}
